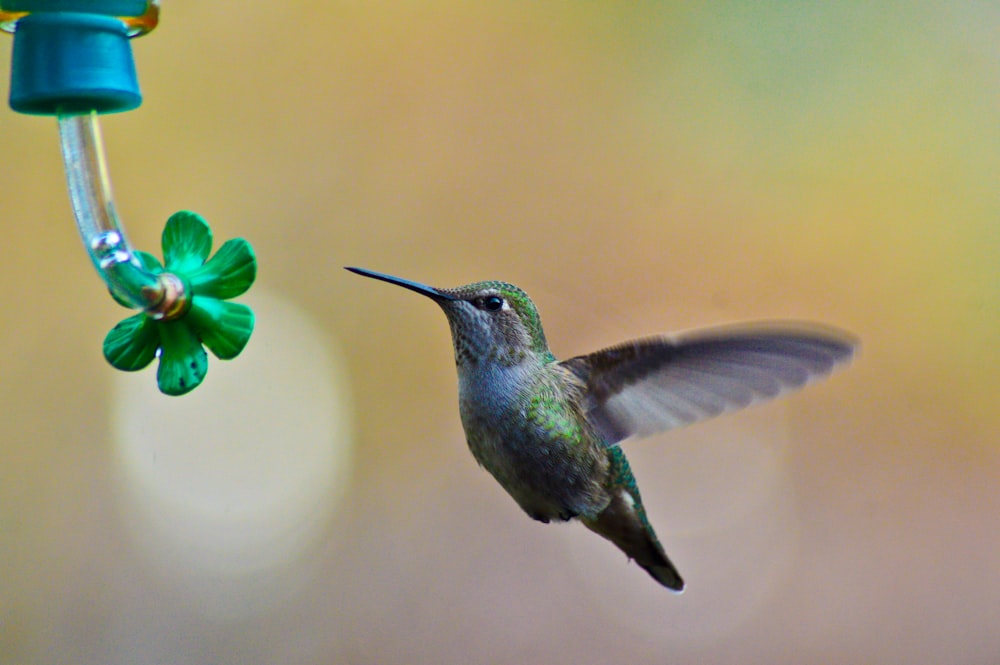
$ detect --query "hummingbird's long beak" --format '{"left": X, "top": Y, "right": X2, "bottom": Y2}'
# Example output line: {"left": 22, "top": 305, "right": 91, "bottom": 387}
{"left": 345, "top": 267, "right": 457, "bottom": 301}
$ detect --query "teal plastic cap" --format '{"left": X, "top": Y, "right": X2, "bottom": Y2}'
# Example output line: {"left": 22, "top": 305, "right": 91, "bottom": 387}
{"left": 9, "top": 11, "right": 141, "bottom": 114}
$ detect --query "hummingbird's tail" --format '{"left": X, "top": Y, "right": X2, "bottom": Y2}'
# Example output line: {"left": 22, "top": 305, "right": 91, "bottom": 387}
{"left": 581, "top": 449, "right": 685, "bottom": 592}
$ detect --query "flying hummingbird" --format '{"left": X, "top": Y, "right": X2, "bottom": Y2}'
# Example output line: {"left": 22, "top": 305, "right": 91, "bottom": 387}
{"left": 346, "top": 267, "right": 856, "bottom": 592}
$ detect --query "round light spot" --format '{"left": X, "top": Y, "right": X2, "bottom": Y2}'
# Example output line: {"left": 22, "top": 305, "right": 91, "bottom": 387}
{"left": 110, "top": 288, "right": 354, "bottom": 617}
{"left": 564, "top": 407, "right": 798, "bottom": 646}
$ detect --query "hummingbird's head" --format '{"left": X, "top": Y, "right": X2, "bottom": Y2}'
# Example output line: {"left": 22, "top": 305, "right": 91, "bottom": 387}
{"left": 346, "top": 268, "right": 550, "bottom": 367}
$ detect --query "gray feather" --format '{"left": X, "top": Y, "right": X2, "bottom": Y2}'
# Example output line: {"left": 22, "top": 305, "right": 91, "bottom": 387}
{"left": 560, "top": 323, "right": 857, "bottom": 445}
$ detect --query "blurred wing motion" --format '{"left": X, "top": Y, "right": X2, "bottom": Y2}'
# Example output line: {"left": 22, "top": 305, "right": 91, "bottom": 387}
{"left": 560, "top": 324, "right": 857, "bottom": 446}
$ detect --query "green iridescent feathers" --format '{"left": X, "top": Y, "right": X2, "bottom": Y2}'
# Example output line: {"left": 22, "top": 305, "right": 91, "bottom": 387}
{"left": 440, "top": 280, "right": 550, "bottom": 355}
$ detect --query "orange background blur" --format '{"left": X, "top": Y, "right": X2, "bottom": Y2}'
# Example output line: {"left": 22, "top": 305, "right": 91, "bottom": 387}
{"left": 1, "top": 3, "right": 998, "bottom": 663}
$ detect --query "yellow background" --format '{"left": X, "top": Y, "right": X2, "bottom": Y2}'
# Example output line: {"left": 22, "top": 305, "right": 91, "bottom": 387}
{"left": 1, "top": 3, "right": 998, "bottom": 663}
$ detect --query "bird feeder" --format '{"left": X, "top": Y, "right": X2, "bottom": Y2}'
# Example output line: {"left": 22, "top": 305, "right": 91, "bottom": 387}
{"left": 2, "top": 0, "right": 256, "bottom": 395}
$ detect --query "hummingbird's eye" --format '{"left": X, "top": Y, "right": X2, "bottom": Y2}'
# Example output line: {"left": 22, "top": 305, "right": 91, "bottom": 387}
{"left": 479, "top": 295, "right": 504, "bottom": 311}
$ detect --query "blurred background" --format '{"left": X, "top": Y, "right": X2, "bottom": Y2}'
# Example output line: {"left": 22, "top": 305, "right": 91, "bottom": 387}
{"left": 1, "top": 2, "right": 998, "bottom": 663}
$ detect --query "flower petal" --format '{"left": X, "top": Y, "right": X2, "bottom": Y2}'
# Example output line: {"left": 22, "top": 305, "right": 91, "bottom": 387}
{"left": 103, "top": 312, "right": 159, "bottom": 371}
{"left": 135, "top": 250, "right": 164, "bottom": 273}
{"left": 156, "top": 320, "right": 208, "bottom": 396}
{"left": 162, "top": 211, "right": 212, "bottom": 274}
{"left": 188, "top": 238, "right": 257, "bottom": 299}
{"left": 187, "top": 298, "right": 255, "bottom": 360}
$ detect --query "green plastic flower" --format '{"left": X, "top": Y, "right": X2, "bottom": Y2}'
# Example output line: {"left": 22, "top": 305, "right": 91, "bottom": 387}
{"left": 103, "top": 211, "right": 256, "bottom": 395}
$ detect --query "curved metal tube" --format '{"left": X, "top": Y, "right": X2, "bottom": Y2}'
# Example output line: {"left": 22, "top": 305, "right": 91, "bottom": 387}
{"left": 58, "top": 111, "right": 164, "bottom": 310}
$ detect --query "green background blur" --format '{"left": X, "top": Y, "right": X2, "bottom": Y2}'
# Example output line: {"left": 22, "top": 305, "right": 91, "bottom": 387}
{"left": 1, "top": 3, "right": 998, "bottom": 663}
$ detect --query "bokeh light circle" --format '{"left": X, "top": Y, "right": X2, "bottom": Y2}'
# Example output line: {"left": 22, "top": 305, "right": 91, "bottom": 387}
{"left": 110, "top": 289, "right": 354, "bottom": 617}
{"left": 564, "top": 407, "right": 799, "bottom": 648}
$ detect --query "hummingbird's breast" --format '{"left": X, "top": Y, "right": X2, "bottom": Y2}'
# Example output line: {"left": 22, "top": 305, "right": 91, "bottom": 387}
{"left": 456, "top": 361, "right": 610, "bottom": 522}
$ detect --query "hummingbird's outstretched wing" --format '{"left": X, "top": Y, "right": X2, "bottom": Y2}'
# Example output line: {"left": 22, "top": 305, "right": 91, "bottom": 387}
{"left": 560, "top": 324, "right": 856, "bottom": 446}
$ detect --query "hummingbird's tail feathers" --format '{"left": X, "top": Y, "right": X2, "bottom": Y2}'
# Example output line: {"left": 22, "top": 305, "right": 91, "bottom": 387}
{"left": 581, "top": 488, "right": 685, "bottom": 592}
{"left": 644, "top": 558, "right": 686, "bottom": 593}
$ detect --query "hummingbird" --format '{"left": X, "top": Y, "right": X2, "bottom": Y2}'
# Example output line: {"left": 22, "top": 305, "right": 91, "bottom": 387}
{"left": 346, "top": 267, "right": 856, "bottom": 592}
